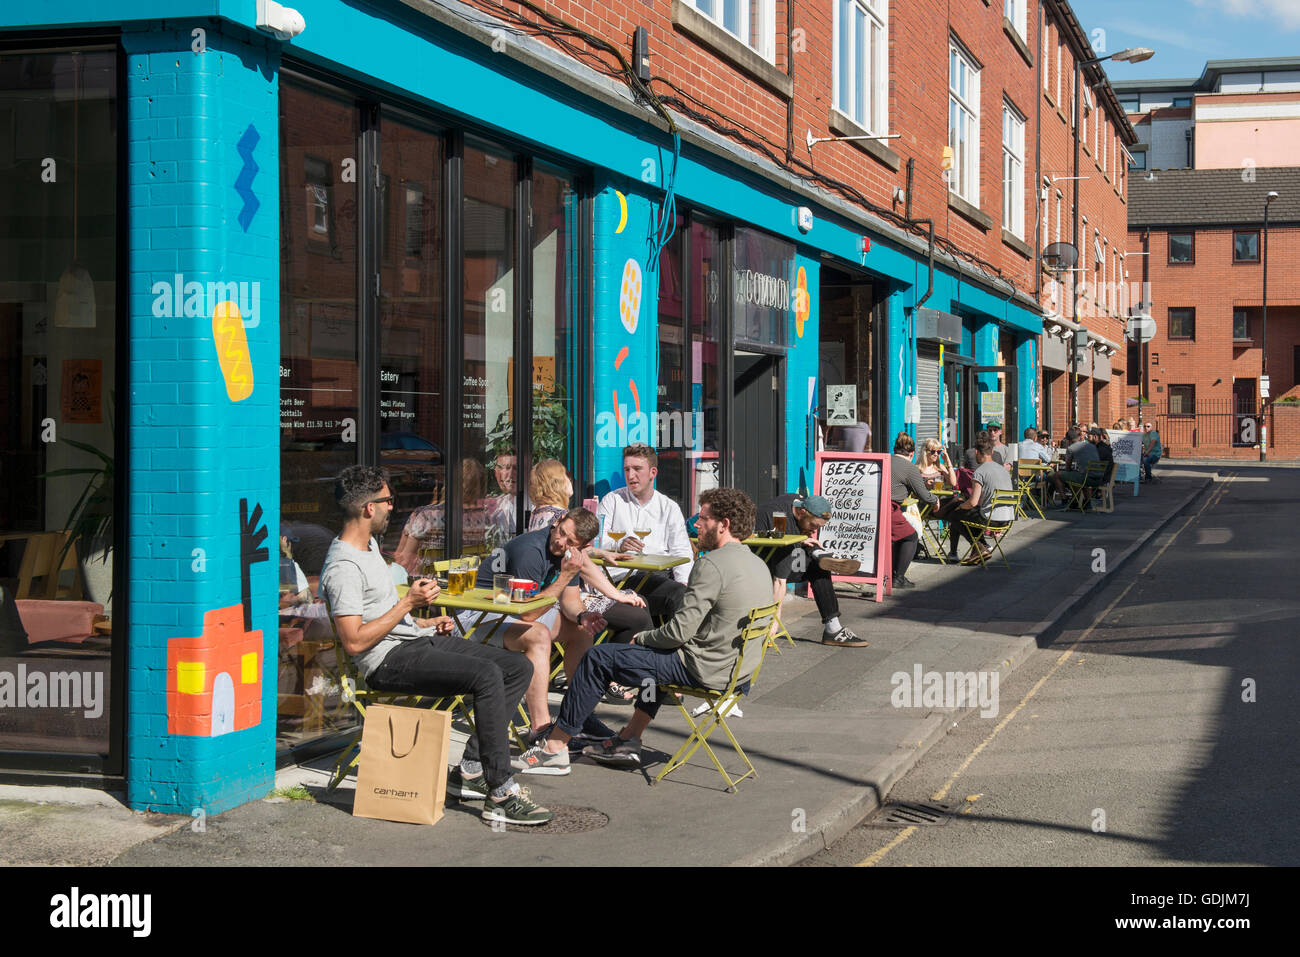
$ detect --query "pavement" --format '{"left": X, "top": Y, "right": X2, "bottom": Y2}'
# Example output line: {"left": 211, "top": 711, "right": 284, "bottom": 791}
{"left": 0, "top": 465, "right": 1219, "bottom": 867}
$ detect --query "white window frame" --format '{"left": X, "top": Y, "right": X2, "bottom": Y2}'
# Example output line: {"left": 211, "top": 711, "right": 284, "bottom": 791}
{"left": 949, "top": 39, "right": 981, "bottom": 206}
{"left": 833, "top": 0, "right": 889, "bottom": 135}
{"left": 1041, "top": 14, "right": 1050, "bottom": 91}
{"left": 686, "top": 0, "right": 777, "bottom": 63}
{"left": 1055, "top": 191, "right": 1062, "bottom": 247}
{"left": 1041, "top": 176, "right": 1050, "bottom": 247}
{"left": 1005, "top": 0, "right": 1027, "bottom": 40}
{"left": 1003, "top": 101, "right": 1026, "bottom": 239}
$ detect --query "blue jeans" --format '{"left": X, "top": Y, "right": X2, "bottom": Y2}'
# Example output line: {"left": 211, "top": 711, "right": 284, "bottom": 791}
{"left": 1143, "top": 452, "right": 1160, "bottom": 480}
{"left": 554, "top": 642, "right": 696, "bottom": 736}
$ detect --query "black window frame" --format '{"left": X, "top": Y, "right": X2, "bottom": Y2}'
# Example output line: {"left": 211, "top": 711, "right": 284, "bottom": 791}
{"left": 1233, "top": 229, "right": 1260, "bottom": 263}
{"left": 1233, "top": 308, "right": 1252, "bottom": 342}
{"left": 1168, "top": 307, "right": 1196, "bottom": 340}
{"left": 1168, "top": 231, "right": 1195, "bottom": 264}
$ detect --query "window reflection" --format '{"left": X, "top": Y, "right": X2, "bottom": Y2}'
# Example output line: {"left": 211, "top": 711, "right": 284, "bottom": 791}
{"left": 0, "top": 50, "right": 118, "bottom": 757}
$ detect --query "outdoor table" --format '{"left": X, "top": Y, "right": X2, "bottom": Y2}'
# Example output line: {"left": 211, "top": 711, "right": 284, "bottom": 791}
{"left": 905, "top": 495, "right": 948, "bottom": 564}
{"left": 592, "top": 552, "right": 690, "bottom": 583}
{"left": 1014, "top": 463, "right": 1054, "bottom": 519}
{"left": 425, "top": 588, "right": 557, "bottom": 746}
{"left": 743, "top": 534, "right": 809, "bottom": 650}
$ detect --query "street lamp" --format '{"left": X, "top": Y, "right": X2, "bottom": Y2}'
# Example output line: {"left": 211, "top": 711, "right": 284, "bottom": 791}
{"left": 1261, "top": 190, "right": 1279, "bottom": 461}
{"left": 1069, "top": 47, "right": 1155, "bottom": 424}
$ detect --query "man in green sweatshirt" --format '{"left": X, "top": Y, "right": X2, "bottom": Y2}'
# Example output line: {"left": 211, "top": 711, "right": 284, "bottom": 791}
{"left": 512, "top": 487, "right": 774, "bottom": 774}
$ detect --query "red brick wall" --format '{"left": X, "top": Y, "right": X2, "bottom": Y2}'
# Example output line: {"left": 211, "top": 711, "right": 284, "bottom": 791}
{"left": 1124, "top": 222, "right": 1300, "bottom": 457}
{"left": 466, "top": 0, "right": 1108, "bottom": 303}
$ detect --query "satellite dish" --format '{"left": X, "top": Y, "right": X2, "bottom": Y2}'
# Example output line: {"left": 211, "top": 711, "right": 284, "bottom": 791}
{"left": 1042, "top": 242, "right": 1078, "bottom": 274}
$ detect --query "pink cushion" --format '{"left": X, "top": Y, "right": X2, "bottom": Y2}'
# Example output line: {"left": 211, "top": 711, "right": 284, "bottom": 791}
{"left": 15, "top": 600, "right": 104, "bottom": 644}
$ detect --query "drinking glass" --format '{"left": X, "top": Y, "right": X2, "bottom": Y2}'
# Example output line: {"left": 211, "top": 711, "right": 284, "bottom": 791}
{"left": 772, "top": 511, "right": 787, "bottom": 535}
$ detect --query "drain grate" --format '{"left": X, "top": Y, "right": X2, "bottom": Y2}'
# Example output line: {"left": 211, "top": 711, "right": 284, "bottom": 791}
{"left": 863, "top": 800, "right": 955, "bottom": 827}
{"left": 496, "top": 804, "right": 610, "bottom": 834}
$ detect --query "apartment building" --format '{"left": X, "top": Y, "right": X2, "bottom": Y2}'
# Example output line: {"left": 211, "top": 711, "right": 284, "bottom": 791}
{"left": 1117, "top": 58, "right": 1300, "bottom": 457}
{"left": 0, "top": 0, "right": 1132, "bottom": 807}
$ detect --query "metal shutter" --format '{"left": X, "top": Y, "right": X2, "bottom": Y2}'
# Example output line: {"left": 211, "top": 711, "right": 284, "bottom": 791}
{"left": 917, "top": 343, "right": 941, "bottom": 445}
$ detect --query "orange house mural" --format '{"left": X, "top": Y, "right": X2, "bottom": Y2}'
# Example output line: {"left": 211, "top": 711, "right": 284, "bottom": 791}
{"left": 167, "top": 605, "right": 262, "bottom": 736}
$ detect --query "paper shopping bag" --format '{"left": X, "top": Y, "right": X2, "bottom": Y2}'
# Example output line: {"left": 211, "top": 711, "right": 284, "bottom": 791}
{"left": 352, "top": 703, "right": 451, "bottom": 826}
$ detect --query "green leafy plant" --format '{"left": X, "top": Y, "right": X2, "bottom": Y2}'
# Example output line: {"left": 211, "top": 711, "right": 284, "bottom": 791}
{"left": 486, "top": 382, "right": 572, "bottom": 471}
{"left": 40, "top": 437, "right": 114, "bottom": 577}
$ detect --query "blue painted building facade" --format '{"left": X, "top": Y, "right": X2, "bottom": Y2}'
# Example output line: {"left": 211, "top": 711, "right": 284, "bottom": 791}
{"left": 0, "top": 0, "right": 1042, "bottom": 811}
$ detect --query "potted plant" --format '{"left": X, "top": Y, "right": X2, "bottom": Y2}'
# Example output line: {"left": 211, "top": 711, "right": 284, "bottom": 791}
{"left": 41, "top": 435, "right": 114, "bottom": 611}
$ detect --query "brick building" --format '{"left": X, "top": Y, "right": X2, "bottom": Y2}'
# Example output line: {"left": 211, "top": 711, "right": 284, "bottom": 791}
{"left": 1, "top": 0, "right": 1134, "bottom": 807}
{"left": 1116, "top": 58, "right": 1300, "bottom": 458}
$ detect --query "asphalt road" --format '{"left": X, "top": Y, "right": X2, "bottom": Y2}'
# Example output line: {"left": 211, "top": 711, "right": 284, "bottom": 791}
{"left": 807, "top": 467, "right": 1300, "bottom": 866}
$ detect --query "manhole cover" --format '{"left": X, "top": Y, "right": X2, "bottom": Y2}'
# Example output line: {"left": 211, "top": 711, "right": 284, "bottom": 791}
{"left": 494, "top": 804, "right": 610, "bottom": 834}
{"left": 863, "top": 801, "right": 955, "bottom": 827}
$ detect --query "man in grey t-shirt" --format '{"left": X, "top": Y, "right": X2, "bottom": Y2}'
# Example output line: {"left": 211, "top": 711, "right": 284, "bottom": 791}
{"left": 946, "top": 439, "right": 1013, "bottom": 562}
{"left": 1050, "top": 427, "right": 1101, "bottom": 506}
{"left": 319, "top": 465, "right": 550, "bottom": 827}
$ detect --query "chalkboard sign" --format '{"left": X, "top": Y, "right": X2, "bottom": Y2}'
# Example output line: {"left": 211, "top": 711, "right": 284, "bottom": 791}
{"left": 813, "top": 452, "right": 893, "bottom": 601}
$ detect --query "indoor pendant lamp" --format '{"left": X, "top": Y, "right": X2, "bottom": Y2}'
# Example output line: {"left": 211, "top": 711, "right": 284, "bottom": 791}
{"left": 54, "top": 52, "right": 96, "bottom": 329}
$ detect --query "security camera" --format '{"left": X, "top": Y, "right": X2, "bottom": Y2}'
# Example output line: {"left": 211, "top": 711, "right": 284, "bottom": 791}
{"left": 257, "top": 0, "right": 306, "bottom": 40}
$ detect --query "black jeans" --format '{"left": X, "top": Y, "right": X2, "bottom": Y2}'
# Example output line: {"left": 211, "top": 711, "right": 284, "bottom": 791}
{"left": 768, "top": 545, "right": 839, "bottom": 624}
{"left": 554, "top": 641, "right": 697, "bottom": 736}
{"left": 599, "top": 571, "right": 687, "bottom": 643}
{"left": 368, "top": 633, "right": 532, "bottom": 791}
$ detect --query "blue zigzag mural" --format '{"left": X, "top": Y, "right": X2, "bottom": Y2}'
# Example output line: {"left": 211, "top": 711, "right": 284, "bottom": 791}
{"left": 235, "top": 124, "right": 260, "bottom": 232}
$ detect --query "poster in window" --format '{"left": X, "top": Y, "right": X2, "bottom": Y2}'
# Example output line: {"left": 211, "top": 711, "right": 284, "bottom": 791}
{"left": 61, "top": 359, "right": 102, "bottom": 424}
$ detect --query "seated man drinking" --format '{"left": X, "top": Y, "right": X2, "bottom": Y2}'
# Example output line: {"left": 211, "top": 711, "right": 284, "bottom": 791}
{"left": 947, "top": 438, "right": 1015, "bottom": 563}
{"left": 319, "top": 466, "right": 550, "bottom": 826}
{"left": 755, "top": 492, "right": 864, "bottom": 646}
{"left": 511, "top": 488, "right": 774, "bottom": 774}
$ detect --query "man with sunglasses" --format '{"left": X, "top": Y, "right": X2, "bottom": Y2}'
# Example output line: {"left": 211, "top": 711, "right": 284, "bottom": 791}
{"left": 319, "top": 465, "right": 550, "bottom": 826}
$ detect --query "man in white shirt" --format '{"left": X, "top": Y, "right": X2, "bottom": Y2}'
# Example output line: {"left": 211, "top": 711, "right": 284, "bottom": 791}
{"left": 595, "top": 444, "right": 693, "bottom": 642}
{"left": 1018, "top": 426, "right": 1053, "bottom": 463}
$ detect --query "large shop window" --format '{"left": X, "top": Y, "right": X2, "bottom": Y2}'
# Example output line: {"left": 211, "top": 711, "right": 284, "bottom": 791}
{"left": 0, "top": 49, "right": 120, "bottom": 764}
{"left": 276, "top": 76, "right": 586, "bottom": 751}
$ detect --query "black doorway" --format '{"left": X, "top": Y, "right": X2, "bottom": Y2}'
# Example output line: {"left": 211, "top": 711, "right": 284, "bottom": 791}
{"left": 733, "top": 350, "right": 782, "bottom": 502}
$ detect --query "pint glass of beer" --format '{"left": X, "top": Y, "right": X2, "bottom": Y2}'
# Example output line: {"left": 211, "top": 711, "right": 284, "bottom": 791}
{"left": 772, "top": 511, "right": 787, "bottom": 535}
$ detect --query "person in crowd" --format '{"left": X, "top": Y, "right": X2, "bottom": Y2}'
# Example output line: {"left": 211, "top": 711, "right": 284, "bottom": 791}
{"left": 946, "top": 438, "right": 1015, "bottom": 563}
{"left": 1127, "top": 417, "right": 1139, "bottom": 431}
{"left": 1091, "top": 427, "right": 1114, "bottom": 467}
{"left": 1142, "top": 422, "right": 1163, "bottom": 482}
{"left": 918, "top": 437, "right": 960, "bottom": 487}
{"left": 511, "top": 488, "right": 776, "bottom": 774}
{"left": 486, "top": 448, "right": 526, "bottom": 550}
{"left": 754, "top": 493, "right": 864, "bottom": 645}
{"left": 1049, "top": 427, "right": 1101, "bottom": 507}
{"left": 528, "top": 458, "right": 649, "bottom": 702}
{"left": 527, "top": 459, "right": 572, "bottom": 532}
{"left": 1018, "top": 427, "right": 1053, "bottom": 464}
{"left": 319, "top": 465, "right": 550, "bottom": 826}
{"left": 595, "top": 444, "right": 694, "bottom": 635}
{"left": 393, "top": 457, "right": 488, "bottom": 576}
{"left": 470, "top": 509, "right": 613, "bottom": 744}
{"left": 986, "top": 422, "right": 1009, "bottom": 465}
{"left": 889, "top": 433, "right": 937, "bottom": 589}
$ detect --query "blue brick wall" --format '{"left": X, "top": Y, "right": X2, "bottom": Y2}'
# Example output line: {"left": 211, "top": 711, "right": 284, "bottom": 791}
{"left": 123, "top": 22, "right": 280, "bottom": 815}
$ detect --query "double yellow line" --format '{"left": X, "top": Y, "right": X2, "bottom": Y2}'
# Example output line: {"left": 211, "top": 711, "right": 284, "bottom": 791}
{"left": 858, "top": 477, "right": 1235, "bottom": 866}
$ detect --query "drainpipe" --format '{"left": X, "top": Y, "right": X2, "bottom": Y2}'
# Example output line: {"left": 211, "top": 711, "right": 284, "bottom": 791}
{"left": 785, "top": 1, "right": 795, "bottom": 164}
{"left": 1070, "top": 52, "right": 1081, "bottom": 425}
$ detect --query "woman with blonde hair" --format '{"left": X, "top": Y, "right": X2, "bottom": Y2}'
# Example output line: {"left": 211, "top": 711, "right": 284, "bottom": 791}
{"left": 527, "top": 459, "right": 573, "bottom": 531}
{"left": 917, "top": 437, "right": 959, "bottom": 487}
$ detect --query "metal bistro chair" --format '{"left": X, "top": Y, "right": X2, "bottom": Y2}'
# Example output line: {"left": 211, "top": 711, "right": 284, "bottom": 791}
{"left": 903, "top": 495, "right": 947, "bottom": 564}
{"left": 652, "top": 602, "right": 779, "bottom": 793}
{"left": 320, "top": 597, "right": 472, "bottom": 792}
{"left": 1014, "top": 460, "right": 1048, "bottom": 520}
{"left": 1064, "top": 461, "right": 1109, "bottom": 512}
{"left": 957, "top": 489, "right": 1022, "bottom": 568}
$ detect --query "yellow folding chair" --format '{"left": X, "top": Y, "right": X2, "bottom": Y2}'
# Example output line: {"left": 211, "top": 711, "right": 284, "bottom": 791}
{"left": 319, "top": 598, "right": 470, "bottom": 791}
{"left": 1014, "top": 460, "right": 1047, "bottom": 520}
{"left": 957, "top": 490, "right": 1021, "bottom": 568}
{"left": 651, "top": 602, "right": 779, "bottom": 793}
{"left": 1064, "top": 461, "right": 1108, "bottom": 512}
